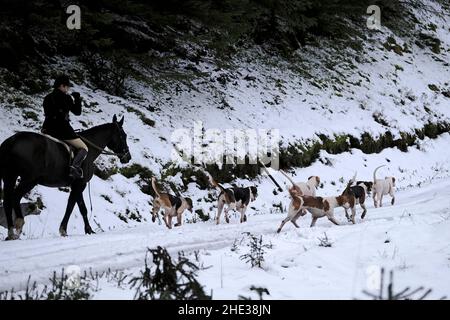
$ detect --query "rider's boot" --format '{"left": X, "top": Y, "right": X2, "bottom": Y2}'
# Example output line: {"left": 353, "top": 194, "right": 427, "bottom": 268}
{"left": 69, "top": 149, "right": 88, "bottom": 179}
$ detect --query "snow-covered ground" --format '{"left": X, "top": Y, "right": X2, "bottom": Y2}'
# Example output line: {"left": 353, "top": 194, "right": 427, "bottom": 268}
{"left": 0, "top": 0, "right": 449, "bottom": 299}
{"left": 1, "top": 134, "right": 449, "bottom": 299}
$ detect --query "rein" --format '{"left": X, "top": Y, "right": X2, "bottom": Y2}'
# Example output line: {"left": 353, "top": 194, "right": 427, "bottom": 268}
{"left": 79, "top": 136, "right": 130, "bottom": 159}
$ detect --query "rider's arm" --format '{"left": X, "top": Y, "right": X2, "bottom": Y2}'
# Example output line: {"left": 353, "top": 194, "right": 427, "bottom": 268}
{"left": 43, "top": 93, "right": 62, "bottom": 118}
{"left": 43, "top": 95, "right": 51, "bottom": 116}
{"left": 68, "top": 92, "right": 82, "bottom": 116}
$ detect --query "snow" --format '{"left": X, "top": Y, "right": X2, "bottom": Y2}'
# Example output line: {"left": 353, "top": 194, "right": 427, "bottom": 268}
{"left": 0, "top": 0, "right": 450, "bottom": 299}
{"left": 1, "top": 134, "right": 449, "bottom": 299}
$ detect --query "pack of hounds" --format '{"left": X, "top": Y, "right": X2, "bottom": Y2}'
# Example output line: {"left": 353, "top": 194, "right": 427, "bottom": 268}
{"left": 151, "top": 165, "right": 396, "bottom": 232}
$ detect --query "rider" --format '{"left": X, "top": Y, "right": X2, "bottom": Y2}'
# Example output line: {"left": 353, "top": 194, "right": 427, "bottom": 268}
{"left": 41, "top": 75, "right": 88, "bottom": 179}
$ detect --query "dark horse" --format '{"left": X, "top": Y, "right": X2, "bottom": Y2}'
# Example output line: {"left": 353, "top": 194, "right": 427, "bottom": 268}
{"left": 0, "top": 115, "right": 131, "bottom": 240}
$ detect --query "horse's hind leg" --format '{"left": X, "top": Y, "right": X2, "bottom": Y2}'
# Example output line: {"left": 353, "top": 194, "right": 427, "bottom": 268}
{"left": 2, "top": 177, "right": 17, "bottom": 240}
{"left": 12, "top": 179, "right": 36, "bottom": 235}
{"left": 59, "top": 190, "right": 78, "bottom": 237}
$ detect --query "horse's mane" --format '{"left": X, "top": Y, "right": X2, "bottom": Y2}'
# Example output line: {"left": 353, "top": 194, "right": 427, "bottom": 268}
{"left": 78, "top": 123, "right": 113, "bottom": 137}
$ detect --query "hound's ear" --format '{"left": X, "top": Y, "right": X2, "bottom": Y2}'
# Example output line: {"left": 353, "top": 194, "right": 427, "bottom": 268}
{"left": 119, "top": 116, "right": 124, "bottom": 126}
{"left": 112, "top": 114, "right": 117, "bottom": 123}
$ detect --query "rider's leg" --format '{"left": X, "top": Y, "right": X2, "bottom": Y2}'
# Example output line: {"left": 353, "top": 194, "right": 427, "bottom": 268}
{"left": 64, "top": 138, "right": 88, "bottom": 179}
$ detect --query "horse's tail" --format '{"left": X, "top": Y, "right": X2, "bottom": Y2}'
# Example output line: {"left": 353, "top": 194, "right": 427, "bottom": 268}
{"left": 0, "top": 167, "right": 3, "bottom": 202}
{"left": 151, "top": 177, "right": 161, "bottom": 198}
{"left": 0, "top": 147, "right": 3, "bottom": 202}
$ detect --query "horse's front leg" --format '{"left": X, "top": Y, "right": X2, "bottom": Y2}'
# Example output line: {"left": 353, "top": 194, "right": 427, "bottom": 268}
{"left": 60, "top": 181, "right": 91, "bottom": 236}
{"left": 77, "top": 192, "right": 94, "bottom": 234}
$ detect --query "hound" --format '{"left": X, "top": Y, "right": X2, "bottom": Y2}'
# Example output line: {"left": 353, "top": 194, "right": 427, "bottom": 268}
{"left": 372, "top": 165, "right": 396, "bottom": 208}
{"left": 295, "top": 175, "right": 321, "bottom": 197}
{"left": 277, "top": 170, "right": 310, "bottom": 228}
{"left": 277, "top": 179, "right": 356, "bottom": 233}
{"left": 210, "top": 178, "right": 257, "bottom": 224}
{"left": 345, "top": 185, "right": 368, "bottom": 221}
{"left": 151, "top": 177, "right": 193, "bottom": 229}
{"left": 337, "top": 172, "right": 369, "bottom": 221}
{"left": 355, "top": 181, "right": 373, "bottom": 196}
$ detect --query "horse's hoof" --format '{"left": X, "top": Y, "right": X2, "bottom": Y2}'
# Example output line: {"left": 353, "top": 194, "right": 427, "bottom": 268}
{"left": 5, "top": 234, "right": 19, "bottom": 241}
{"left": 5, "top": 228, "right": 19, "bottom": 241}
{"left": 59, "top": 228, "right": 68, "bottom": 237}
{"left": 15, "top": 218, "right": 25, "bottom": 234}
{"left": 85, "top": 228, "right": 95, "bottom": 235}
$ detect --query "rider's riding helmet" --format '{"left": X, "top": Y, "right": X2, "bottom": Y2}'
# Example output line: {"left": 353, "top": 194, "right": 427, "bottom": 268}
{"left": 53, "top": 75, "right": 72, "bottom": 88}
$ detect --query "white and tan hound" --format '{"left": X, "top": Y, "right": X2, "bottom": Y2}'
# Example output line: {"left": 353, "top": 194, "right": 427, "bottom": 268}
{"left": 277, "top": 178, "right": 356, "bottom": 233}
{"left": 372, "top": 165, "right": 396, "bottom": 208}
{"left": 276, "top": 170, "right": 320, "bottom": 230}
{"left": 151, "top": 177, "right": 193, "bottom": 229}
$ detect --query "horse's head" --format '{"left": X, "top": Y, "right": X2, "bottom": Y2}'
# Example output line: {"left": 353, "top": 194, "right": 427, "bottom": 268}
{"left": 108, "top": 115, "right": 132, "bottom": 164}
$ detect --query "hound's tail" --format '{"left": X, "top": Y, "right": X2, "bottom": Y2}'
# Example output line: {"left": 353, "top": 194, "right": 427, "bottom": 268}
{"left": 351, "top": 171, "right": 357, "bottom": 185}
{"left": 206, "top": 172, "right": 226, "bottom": 192}
{"left": 151, "top": 177, "right": 161, "bottom": 198}
{"left": 279, "top": 170, "right": 296, "bottom": 186}
{"left": 373, "top": 165, "right": 386, "bottom": 183}
{"left": 279, "top": 170, "right": 302, "bottom": 196}
{"left": 340, "top": 172, "right": 357, "bottom": 195}
{"left": 214, "top": 181, "right": 227, "bottom": 192}
{"left": 341, "top": 178, "right": 354, "bottom": 195}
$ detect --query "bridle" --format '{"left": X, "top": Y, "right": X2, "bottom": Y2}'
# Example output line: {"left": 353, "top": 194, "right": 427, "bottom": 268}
{"left": 79, "top": 133, "right": 130, "bottom": 162}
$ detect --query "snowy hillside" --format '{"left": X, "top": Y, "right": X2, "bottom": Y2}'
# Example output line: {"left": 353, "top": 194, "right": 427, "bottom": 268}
{"left": 0, "top": 0, "right": 450, "bottom": 299}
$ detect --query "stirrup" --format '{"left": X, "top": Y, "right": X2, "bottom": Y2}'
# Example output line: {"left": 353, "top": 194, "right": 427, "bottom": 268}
{"left": 69, "top": 166, "right": 84, "bottom": 179}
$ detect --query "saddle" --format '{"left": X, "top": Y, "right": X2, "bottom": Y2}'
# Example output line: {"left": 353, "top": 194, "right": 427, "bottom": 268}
{"left": 39, "top": 133, "right": 75, "bottom": 160}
